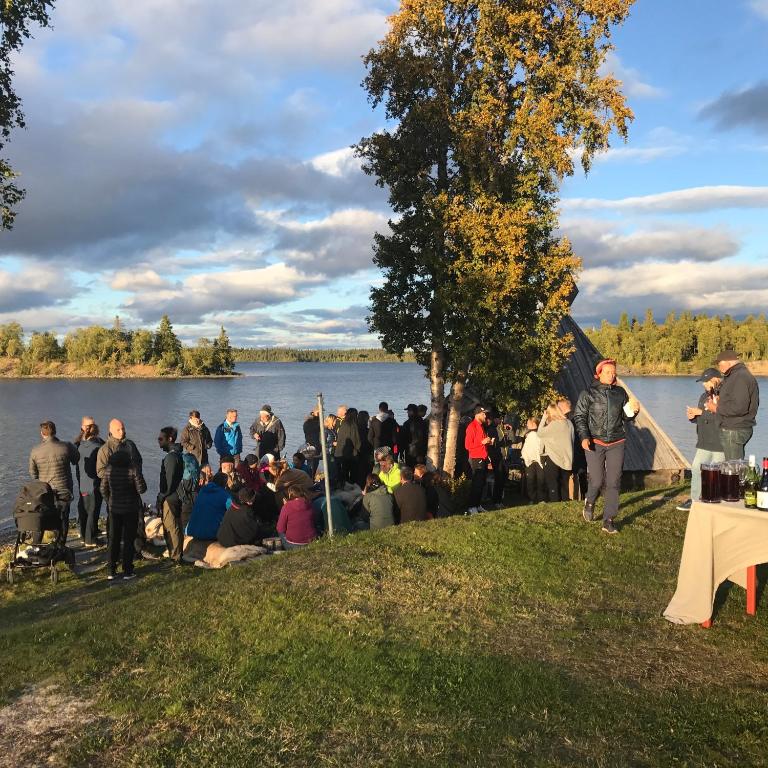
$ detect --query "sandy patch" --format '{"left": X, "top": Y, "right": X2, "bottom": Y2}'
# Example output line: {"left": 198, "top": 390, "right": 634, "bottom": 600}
{"left": 0, "top": 685, "right": 98, "bottom": 767}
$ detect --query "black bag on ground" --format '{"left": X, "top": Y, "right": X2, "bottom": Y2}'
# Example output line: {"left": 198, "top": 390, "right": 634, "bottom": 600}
{"left": 14, "top": 480, "right": 60, "bottom": 532}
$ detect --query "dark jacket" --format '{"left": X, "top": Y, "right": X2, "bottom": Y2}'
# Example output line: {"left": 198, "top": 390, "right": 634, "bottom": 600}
{"left": 102, "top": 452, "right": 147, "bottom": 516}
{"left": 335, "top": 419, "right": 362, "bottom": 459}
{"left": 76, "top": 437, "right": 104, "bottom": 495}
{"left": 217, "top": 501, "right": 269, "bottom": 548}
{"left": 303, "top": 415, "right": 321, "bottom": 448}
{"left": 400, "top": 416, "right": 427, "bottom": 462}
{"left": 393, "top": 482, "right": 428, "bottom": 524}
{"left": 717, "top": 362, "right": 759, "bottom": 430}
{"left": 96, "top": 436, "right": 143, "bottom": 480}
{"left": 573, "top": 381, "right": 633, "bottom": 444}
{"left": 368, "top": 413, "right": 397, "bottom": 450}
{"left": 250, "top": 415, "right": 286, "bottom": 458}
{"left": 180, "top": 422, "right": 213, "bottom": 466}
{"left": 29, "top": 437, "right": 79, "bottom": 501}
{"left": 158, "top": 443, "right": 183, "bottom": 508}
{"left": 692, "top": 391, "right": 723, "bottom": 452}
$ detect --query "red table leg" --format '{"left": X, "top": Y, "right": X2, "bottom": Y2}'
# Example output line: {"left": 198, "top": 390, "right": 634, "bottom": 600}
{"left": 701, "top": 619, "right": 712, "bottom": 628}
{"left": 747, "top": 565, "right": 757, "bottom": 616}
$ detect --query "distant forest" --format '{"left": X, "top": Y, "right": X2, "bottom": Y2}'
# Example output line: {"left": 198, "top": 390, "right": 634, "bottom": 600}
{"left": 585, "top": 311, "right": 768, "bottom": 373}
{"left": 233, "top": 347, "right": 416, "bottom": 363}
{"left": 0, "top": 316, "right": 235, "bottom": 376}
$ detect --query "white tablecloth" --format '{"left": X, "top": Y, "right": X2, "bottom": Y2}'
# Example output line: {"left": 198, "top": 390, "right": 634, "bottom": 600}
{"left": 664, "top": 500, "right": 768, "bottom": 624}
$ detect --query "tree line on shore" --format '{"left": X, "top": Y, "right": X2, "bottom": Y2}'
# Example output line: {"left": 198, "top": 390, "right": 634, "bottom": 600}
{"left": 233, "top": 347, "right": 416, "bottom": 363}
{"left": 0, "top": 315, "right": 235, "bottom": 376}
{"left": 585, "top": 311, "right": 768, "bottom": 373}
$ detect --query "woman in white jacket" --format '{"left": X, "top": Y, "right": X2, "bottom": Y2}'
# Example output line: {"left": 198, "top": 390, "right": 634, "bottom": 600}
{"left": 538, "top": 403, "right": 574, "bottom": 502}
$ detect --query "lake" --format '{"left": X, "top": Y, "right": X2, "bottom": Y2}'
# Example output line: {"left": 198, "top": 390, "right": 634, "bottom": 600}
{"left": 1, "top": 364, "right": 765, "bottom": 529}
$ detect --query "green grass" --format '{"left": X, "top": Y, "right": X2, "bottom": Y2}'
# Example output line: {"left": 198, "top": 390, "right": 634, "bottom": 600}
{"left": 3, "top": 488, "right": 768, "bottom": 767}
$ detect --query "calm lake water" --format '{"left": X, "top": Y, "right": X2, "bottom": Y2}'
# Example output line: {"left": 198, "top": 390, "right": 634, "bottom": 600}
{"left": 1, "top": 364, "right": 765, "bottom": 528}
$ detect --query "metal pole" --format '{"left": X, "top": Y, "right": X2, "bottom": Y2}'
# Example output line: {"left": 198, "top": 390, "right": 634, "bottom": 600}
{"left": 317, "top": 393, "right": 334, "bottom": 538}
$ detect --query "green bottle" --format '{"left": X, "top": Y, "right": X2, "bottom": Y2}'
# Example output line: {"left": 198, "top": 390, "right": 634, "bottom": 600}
{"left": 744, "top": 455, "right": 758, "bottom": 509}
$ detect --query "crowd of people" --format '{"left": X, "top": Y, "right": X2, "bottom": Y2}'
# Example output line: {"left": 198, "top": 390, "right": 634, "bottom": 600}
{"left": 23, "top": 348, "right": 757, "bottom": 579}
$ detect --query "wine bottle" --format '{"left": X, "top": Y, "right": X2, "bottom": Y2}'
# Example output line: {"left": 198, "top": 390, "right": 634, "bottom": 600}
{"left": 756, "top": 458, "right": 768, "bottom": 511}
{"left": 744, "top": 455, "right": 758, "bottom": 508}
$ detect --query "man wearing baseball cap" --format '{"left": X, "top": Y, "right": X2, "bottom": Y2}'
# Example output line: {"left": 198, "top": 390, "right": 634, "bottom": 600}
{"left": 676, "top": 367, "right": 724, "bottom": 511}
{"left": 704, "top": 349, "right": 759, "bottom": 460}
{"left": 464, "top": 405, "right": 492, "bottom": 514}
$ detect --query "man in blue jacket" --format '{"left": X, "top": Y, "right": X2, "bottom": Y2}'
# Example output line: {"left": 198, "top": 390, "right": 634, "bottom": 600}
{"left": 214, "top": 409, "right": 242, "bottom": 464}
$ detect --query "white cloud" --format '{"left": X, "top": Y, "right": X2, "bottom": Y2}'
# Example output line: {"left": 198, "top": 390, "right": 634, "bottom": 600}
{"left": 110, "top": 269, "right": 174, "bottom": 291}
{"left": 563, "top": 219, "right": 740, "bottom": 266}
{"left": 310, "top": 147, "right": 360, "bottom": 178}
{"left": 573, "top": 258, "right": 768, "bottom": 323}
{"left": 600, "top": 51, "right": 663, "bottom": 99}
{"left": 121, "top": 263, "right": 324, "bottom": 323}
{"left": 0, "top": 267, "right": 76, "bottom": 312}
{"left": 563, "top": 185, "right": 768, "bottom": 214}
{"left": 751, "top": 0, "right": 768, "bottom": 19}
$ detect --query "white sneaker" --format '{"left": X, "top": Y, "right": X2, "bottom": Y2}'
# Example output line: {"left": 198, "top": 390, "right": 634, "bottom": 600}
{"left": 466, "top": 507, "right": 478, "bottom": 515}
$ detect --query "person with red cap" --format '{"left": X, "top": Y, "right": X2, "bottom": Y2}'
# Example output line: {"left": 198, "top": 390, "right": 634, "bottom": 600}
{"left": 573, "top": 359, "right": 639, "bottom": 534}
{"left": 464, "top": 405, "right": 492, "bottom": 514}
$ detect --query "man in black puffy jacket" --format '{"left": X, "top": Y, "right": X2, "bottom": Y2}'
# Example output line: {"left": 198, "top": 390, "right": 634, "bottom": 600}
{"left": 573, "top": 359, "right": 639, "bottom": 534}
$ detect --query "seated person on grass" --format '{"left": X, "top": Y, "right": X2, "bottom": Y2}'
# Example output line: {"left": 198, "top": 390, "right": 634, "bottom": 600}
{"left": 414, "top": 464, "right": 439, "bottom": 519}
{"left": 186, "top": 472, "right": 231, "bottom": 540}
{"left": 361, "top": 474, "right": 395, "bottom": 530}
{"left": 276, "top": 486, "right": 318, "bottom": 550}
{"left": 217, "top": 487, "right": 271, "bottom": 548}
{"left": 376, "top": 450, "right": 401, "bottom": 494}
{"left": 292, "top": 451, "right": 313, "bottom": 478}
{"left": 313, "top": 492, "right": 354, "bottom": 535}
{"left": 236, "top": 453, "right": 265, "bottom": 494}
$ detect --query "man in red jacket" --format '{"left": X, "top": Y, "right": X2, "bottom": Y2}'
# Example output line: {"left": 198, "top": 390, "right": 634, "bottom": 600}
{"left": 464, "top": 406, "right": 492, "bottom": 514}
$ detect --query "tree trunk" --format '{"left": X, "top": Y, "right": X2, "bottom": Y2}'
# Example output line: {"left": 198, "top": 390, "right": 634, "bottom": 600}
{"left": 427, "top": 344, "right": 445, "bottom": 469}
{"left": 442, "top": 372, "right": 466, "bottom": 476}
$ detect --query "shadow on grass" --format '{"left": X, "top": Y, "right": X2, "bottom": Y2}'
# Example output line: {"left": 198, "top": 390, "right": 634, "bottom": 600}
{"left": 620, "top": 487, "right": 683, "bottom": 528}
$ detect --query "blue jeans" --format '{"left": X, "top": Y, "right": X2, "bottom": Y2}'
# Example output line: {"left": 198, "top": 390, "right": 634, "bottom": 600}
{"left": 279, "top": 533, "right": 307, "bottom": 551}
{"left": 690, "top": 448, "right": 725, "bottom": 501}
{"left": 719, "top": 428, "right": 753, "bottom": 461}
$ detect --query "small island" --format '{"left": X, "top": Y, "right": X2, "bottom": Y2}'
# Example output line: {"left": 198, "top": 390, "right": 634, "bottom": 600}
{"left": 0, "top": 315, "right": 237, "bottom": 378}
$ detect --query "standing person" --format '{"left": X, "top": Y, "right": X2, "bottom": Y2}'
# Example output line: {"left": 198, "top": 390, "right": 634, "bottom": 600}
{"left": 76, "top": 421, "right": 105, "bottom": 547}
{"left": 464, "top": 406, "right": 491, "bottom": 514}
{"left": 214, "top": 409, "right": 243, "bottom": 463}
{"left": 335, "top": 407, "right": 362, "bottom": 485}
{"left": 180, "top": 410, "right": 213, "bottom": 466}
{"left": 357, "top": 410, "right": 373, "bottom": 486}
{"left": 393, "top": 466, "right": 428, "bottom": 523}
{"left": 250, "top": 405, "right": 287, "bottom": 461}
{"left": 677, "top": 367, "right": 725, "bottom": 511}
{"left": 96, "top": 419, "right": 143, "bottom": 480}
{"left": 29, "top": 421, "right": 79, "bottom": 541}
{"left": 368, "top": 401, "right": 397, "bottom": 454}
{"left": 303, "top": 407, "right": 322, "bottom": 475}
{"left": 157, "top": 427, "right": 184, "bottom": 564}
{"left": 323, "top": 414, "right": 339, "bottom": 488}
{"left": 521, "top": 418, "right": 545, "bottom": 504}
{"left": 96, "top": 418, "right": 149, "bottom": 560}
{"left": 336, "top": 405, "right": 349, "bottom": 421}
{"left": 73, "top": 416, "right": 96, "bottom": 447}
{"left": 400, "top": 404, "right": 428, "bottom": 468}
{"left": 706, "top": 350, "right": 759, "bottom": 460}
{"left": 573, "top": 359, "right": 639, "bottom": 534}
{"left": 538, "top": 404, "right": 574, "bottom": 502}
{"left": 485, "top": 411, "right": 508, "bottom": 508}
{"left": 101, "top": 451, "right": 146, "bottom": 580}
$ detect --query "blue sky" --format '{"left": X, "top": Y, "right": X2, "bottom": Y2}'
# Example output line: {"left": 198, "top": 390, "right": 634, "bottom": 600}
{"left": 1, "top": 0, "right": 767, "bottom": 345}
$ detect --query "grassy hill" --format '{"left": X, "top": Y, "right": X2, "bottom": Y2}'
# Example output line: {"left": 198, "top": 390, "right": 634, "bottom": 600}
{"left": 2, "top": 490, "right": 768, "bottom": 766}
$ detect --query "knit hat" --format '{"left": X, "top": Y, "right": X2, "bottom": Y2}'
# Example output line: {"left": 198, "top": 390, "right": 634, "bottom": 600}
{"left": 594, "top": 358, "right": 617, "bottom": 376}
